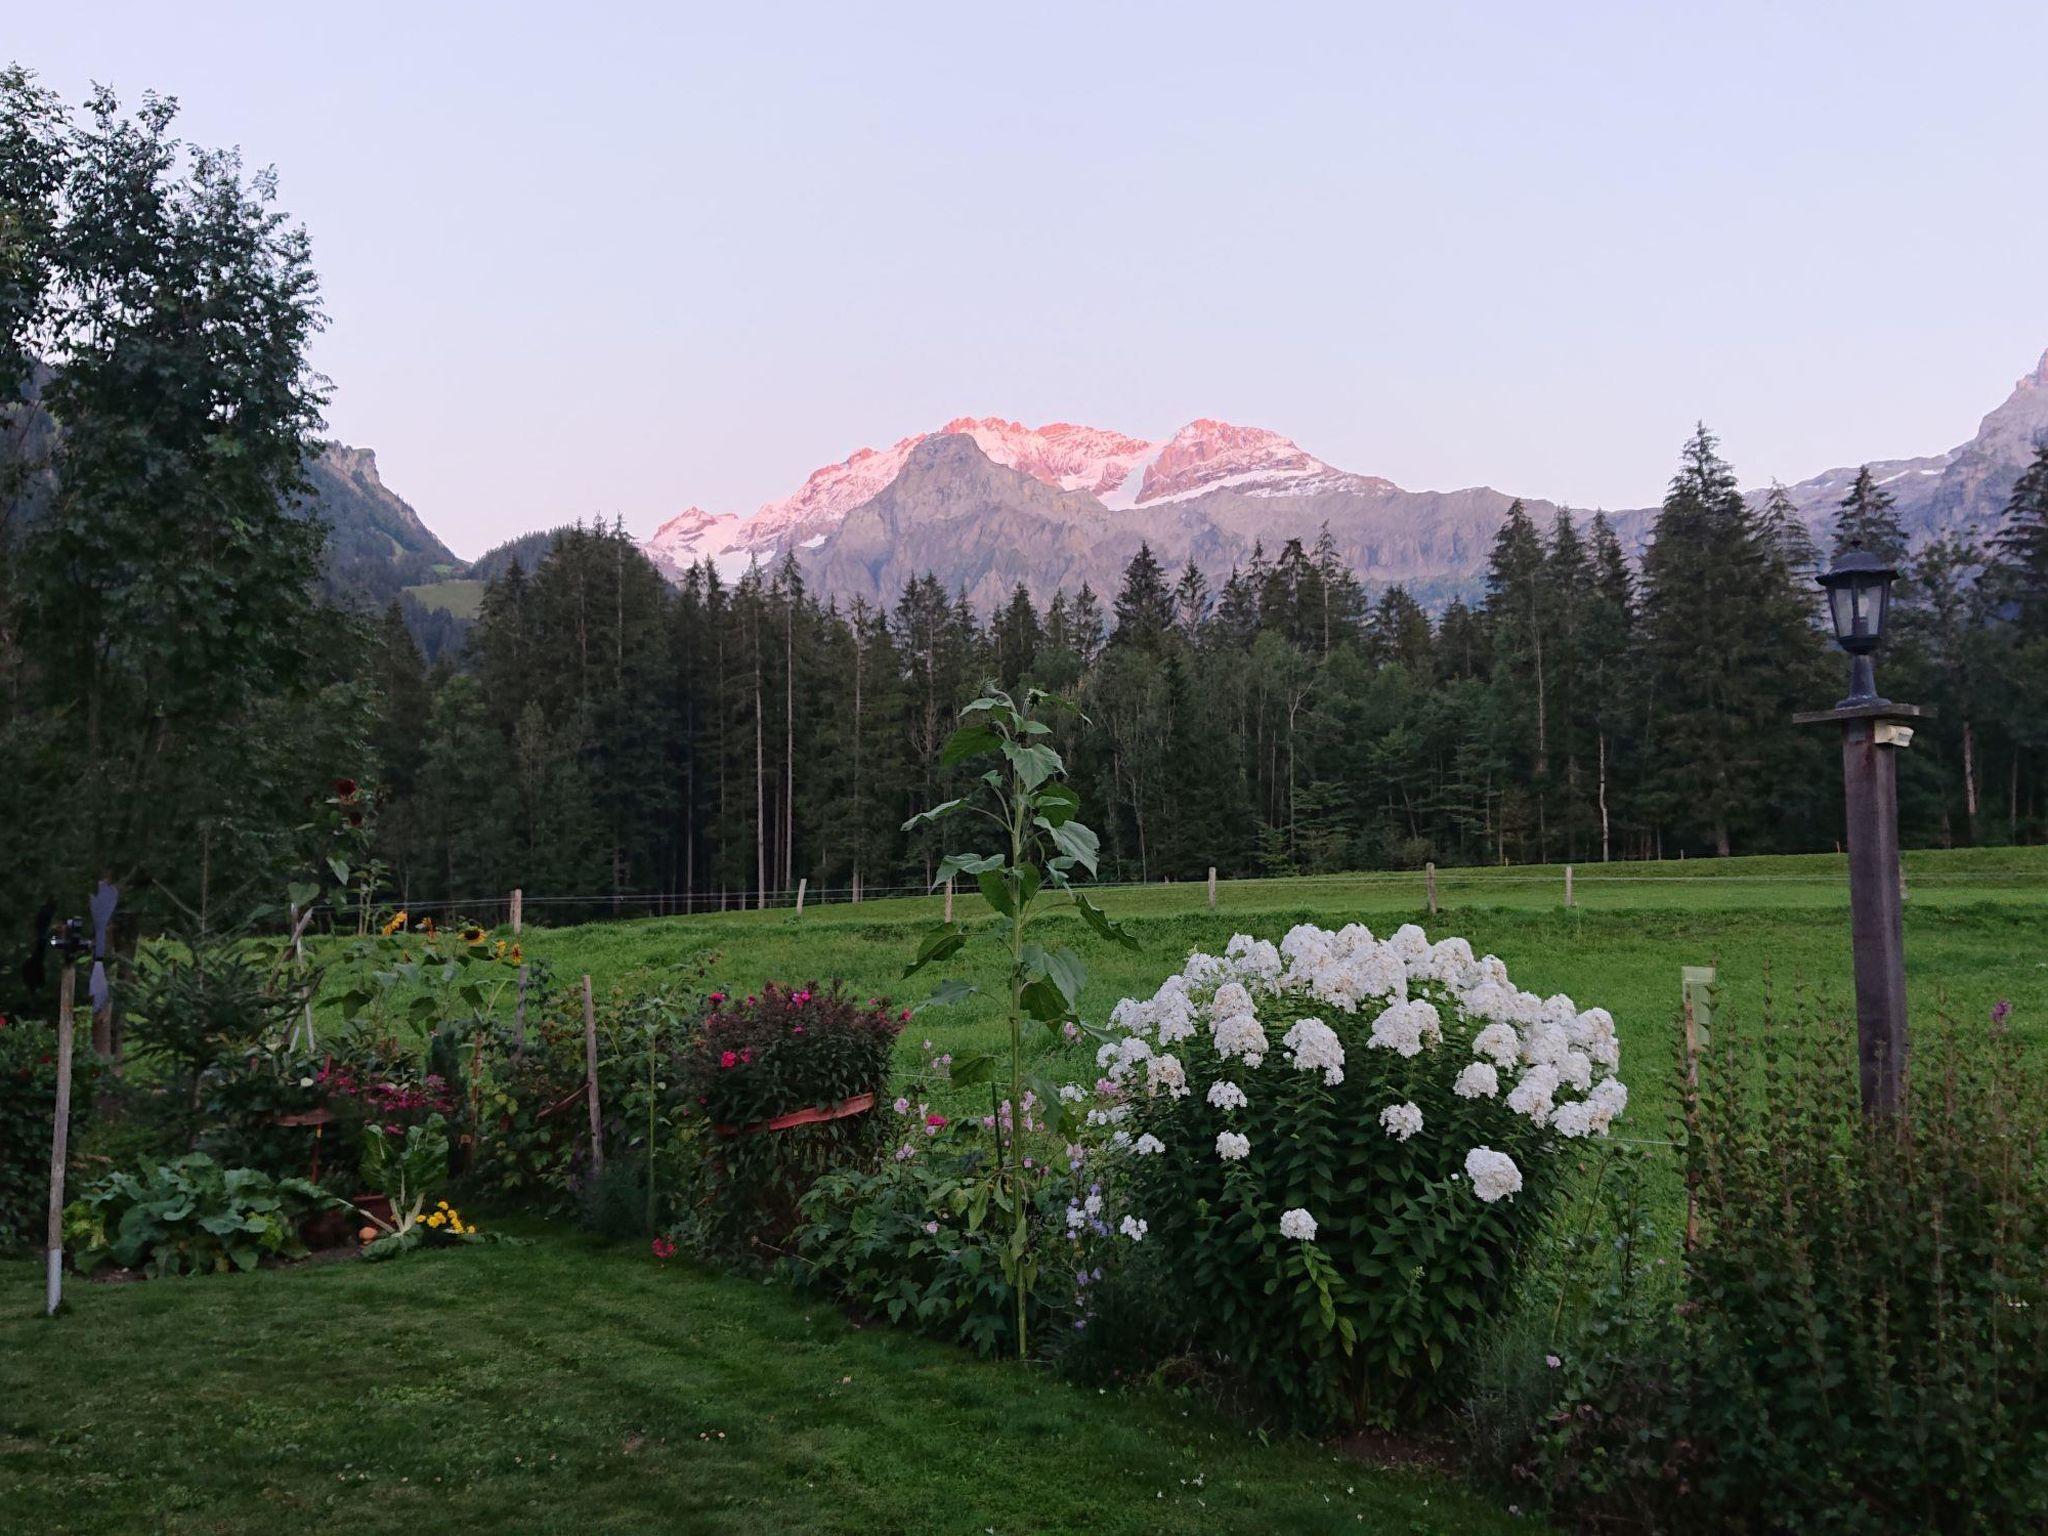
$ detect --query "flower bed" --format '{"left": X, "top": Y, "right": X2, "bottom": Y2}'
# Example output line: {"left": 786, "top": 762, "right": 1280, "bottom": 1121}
{"left": 676, "top": 983, "right": 902, "bottom": 1254}
{"left": 1089, "top": 921, "right": 1626, "bottom": 1427}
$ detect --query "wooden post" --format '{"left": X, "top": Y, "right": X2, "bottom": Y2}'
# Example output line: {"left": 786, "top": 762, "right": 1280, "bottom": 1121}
{"left": 1206, "top": 867, "right": 1217, "bottom": 909}
{"left": 1425, "top": 862, "right": 1439, "bottom": 916}
{"left": 1680, "top": 965, "right": 1715, "bottom": 1254}
{"left": 1564, "top": 864, "right": 1575, "bottom": 909}
{"left": 1842, "top": 717, "right": 1910, "bottom": 1114}
{"left": 513, "top": 965, "right": 529, "bottom": 1051}
{"left": 510, "top": 888, "right": 523, "bottom": 937}
{"left": 795, "top": 877, "right": 808, "bottom": 916}
{"left": 582, "top": 974, "right": 603, "bottom": 1174}
{"left": 944, "top": 879, "right": 954, "bottom": 924}
{"left": 45, "top": 958, "right": 77, "bottom": 1316}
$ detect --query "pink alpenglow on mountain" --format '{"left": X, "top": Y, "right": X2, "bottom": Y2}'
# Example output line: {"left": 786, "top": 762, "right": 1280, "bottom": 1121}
{"left": 1134, "top": 419, "right": 1329, "bottom": 504}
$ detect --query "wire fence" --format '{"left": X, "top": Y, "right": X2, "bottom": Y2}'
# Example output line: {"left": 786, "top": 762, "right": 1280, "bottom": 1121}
{"left": 281, "top": 857, "right": 2047, "bottom": 937}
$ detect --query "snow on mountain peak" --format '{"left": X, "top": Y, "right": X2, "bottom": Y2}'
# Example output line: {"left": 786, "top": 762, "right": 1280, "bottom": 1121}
{"left": 1134, "top": 419, "right": 1329, "bottom": 505}
{"left": 639, "top": 414, "right": 1353, "bottom": 577}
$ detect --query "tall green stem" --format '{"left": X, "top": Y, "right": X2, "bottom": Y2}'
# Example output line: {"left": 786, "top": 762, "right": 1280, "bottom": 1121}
{"left": 1008, "top": 763, "right": 1029, "bottom": 1361}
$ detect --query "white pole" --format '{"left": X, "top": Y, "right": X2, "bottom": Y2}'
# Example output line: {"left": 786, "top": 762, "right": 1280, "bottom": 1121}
{"left": 1564, "top": 864, "right": 1575, "bottom": 909}
{"left": 944, "top": 879, "right": 954, "bottom": 924}
{"left": 1207, "top": 867, "right": 1217, "bottom": 909}
{"left": 511, "top": 888, "right": 524, "bottom": 937}
{"left": 795, "top": 877, "right": 808, "bottom": 916}
{"left": 1425, "top": 862, "right": 1439, "bottom": 916}
{"left": 45, "top": 957, "right": 77, "bottom": 1317}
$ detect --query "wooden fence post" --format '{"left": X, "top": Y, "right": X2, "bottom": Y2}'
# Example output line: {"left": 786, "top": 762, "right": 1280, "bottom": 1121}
{"left": 1425, "top": 862, "right": 1439, "bottom": 916}
{"left": 511, "top": 888, "right": 523, "bottom": 937}
{"left": 1564, "top": 865, "right": 1575, "bottom": 909}
{"left": 1207, "top": 867, "right": 1217, "bottom": 909}
{"left": 1680, "top": 965, "right": 1716, "bottom": 1254}
{"left": 583, "top": 974, "right": 603, "bottom": 1175}
{"left": 944, "top": 879, "right": 954, "bottom": 923}
{"left": 45, "top": 957, "right": 77, "bottom": 1316}
{"left": 795, "top": 877, "right": 808, "bottom": 916}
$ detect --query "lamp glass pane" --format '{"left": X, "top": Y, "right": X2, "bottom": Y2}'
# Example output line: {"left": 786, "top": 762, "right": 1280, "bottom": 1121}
{"left": 1829, "top": 584, "right": 1853, "bottom": 639}
{"left": 1853, "top": 580, "right": 1878, "bottom": 636}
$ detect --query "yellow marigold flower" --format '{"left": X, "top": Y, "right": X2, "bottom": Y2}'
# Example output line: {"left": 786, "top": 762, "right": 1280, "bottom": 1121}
{"left": 381, "top": 910, "right": 407, "bottom": 936}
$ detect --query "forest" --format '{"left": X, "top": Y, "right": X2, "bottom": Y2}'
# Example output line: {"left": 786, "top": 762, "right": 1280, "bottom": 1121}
{"left": 363, "top": 432, "right": 2048, "bottom": 914}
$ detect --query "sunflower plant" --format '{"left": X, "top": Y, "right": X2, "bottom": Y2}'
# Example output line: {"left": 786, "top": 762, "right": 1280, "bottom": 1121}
{"left": 902, "top": 686, "right": 1135, "bottom": 1359}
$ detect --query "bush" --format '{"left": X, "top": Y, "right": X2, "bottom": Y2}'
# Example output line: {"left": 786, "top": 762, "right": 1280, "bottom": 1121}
{"left": 677, "top": 982, "right": 901, "bottom": 1255}
{"left": 0, "top": 1015, "right": 96, "bottom": 1252}
{"left": 1678, "top": 1003, "right": 2048, "bottom": 1534}
{"left": 62, "top": 1153, "right": 333, "bottom": 1277}
{"left": 1093, "top": 922, "right": 1629, "bottom": 1429}
{"left": 128, "top": 926, "right": 304, "bottom": 1115}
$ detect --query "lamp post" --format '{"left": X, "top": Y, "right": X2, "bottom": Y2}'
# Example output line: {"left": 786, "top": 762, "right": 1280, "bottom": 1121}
{"left": 1794, "top": 543, "right": 1925, "bottom": 1117}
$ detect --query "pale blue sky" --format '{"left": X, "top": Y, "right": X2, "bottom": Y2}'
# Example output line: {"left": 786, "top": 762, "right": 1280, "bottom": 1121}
{"left": 17, "top": 2, "right": 2048, "bottom": 558}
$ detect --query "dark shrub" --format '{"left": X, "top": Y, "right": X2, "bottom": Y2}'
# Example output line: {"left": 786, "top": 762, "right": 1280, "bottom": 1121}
{"left": 677, "top": 982, "right": 900, "bottom": 1256}
{"left": 1678, "top": 1003, "right": 2048, "bottom": 1534}
{"left": 0, "top": 1015, "right": 96, "bottom": 1251}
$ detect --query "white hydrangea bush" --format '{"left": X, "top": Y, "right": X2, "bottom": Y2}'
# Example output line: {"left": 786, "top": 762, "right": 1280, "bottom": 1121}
{"left": 1089, "top": 920, "right": 1626, "bottom": 1425}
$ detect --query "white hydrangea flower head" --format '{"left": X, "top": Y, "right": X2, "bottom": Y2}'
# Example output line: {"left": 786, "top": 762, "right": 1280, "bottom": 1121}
{"left": 1146, "top": 1052, "right": 1189, "bottom": 1099}
{"left": 1465, "top": 1146, "right": 1523, "bottom": 1203}
{"left": 1453, "top": 1061, "right": 1500, "bottom": 1099}
{"left": 1283, "top": 1017, "right": 1346, "bottom": 1085}
{"left": 1471, "top": 1021, "right": 1521, "bottom": 1068}
{"left": 1379, "top": 1101, "right": 1424, "bottom": 1141}
{"left": 1279, "top": 1207, "right": 1319, "bottom": 1241}
{"left": 1206, "top": 1079, "right": 1248, "bottom": 1111}
{"left": 1215, "top": 1130, "right": 1251, "bottom": 1161}
{"left": 1557, "top": 1049, "right": 1594, "bottom": 1093}
{"left": 1507, "top": 1063, "right": 1561, "bottom": 1127}
{"left": 1366, "top": 1000, "right": 1438, "bottom": 1058}
{"left": 1551, "top": 1100, "right": 1595, "bottom": 1139}
{"left": 1225, "top": 933, "right": 1283, "bottom": 985}
{"left": 1133, "top": 1133, "right": 1165, "bottom": 1157}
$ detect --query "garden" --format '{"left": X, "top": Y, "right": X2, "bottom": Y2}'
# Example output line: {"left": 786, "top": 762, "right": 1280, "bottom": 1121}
{"left": 5, "top": 694, "right": 2048, "bottom": 1535}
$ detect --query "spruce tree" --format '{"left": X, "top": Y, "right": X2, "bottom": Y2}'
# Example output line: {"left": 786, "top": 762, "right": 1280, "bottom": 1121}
{"left": 1111, "top": 542, "right": 1174, "bottom": 650}
{"left": 1834, "top": 465, "right": 1908, "bottom": 565}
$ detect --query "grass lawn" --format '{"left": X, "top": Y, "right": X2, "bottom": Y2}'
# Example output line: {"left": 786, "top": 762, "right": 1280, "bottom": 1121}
{"left": 10, "top": 848, "right": 2043, "bottom": 1534}
{"left": 492, "top": 847, "right": 2048, "bottom": 1144}
{"left": 0, "top": 1228, "right": 1531, "bottom": 1536}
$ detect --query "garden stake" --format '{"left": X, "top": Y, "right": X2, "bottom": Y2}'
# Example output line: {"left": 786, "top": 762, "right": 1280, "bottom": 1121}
{"left": 44, "top": 946, "right": 78, "bottom": 1317}
{"left": 584, "top": 974, "right": 604, "bottom": 1174}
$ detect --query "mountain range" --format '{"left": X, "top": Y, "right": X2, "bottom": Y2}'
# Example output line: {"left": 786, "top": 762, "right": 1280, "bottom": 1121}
{"left": 320, "top": 342, "right": 2048, "bottom": 618}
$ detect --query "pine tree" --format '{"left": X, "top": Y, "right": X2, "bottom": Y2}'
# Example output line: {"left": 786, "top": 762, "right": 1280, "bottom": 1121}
{"left": 1834, "top": 465, "right": 1908, "bottom": 565}
{"left": 1172, "top": 559, "right": 1211, "bottom": 645}
{"left": 1992, "top": 442, "right": 2048, "bottom": 640}
{"left": 1112, "top": 543, "right": 1174, "bottom": 651}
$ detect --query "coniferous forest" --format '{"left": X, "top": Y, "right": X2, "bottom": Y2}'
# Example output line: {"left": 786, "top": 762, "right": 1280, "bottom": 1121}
{"left": 362, "top": 427, "right": 2048, "bottom": 915}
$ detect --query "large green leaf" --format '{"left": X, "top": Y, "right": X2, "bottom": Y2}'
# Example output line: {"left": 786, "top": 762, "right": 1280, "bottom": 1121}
{"left": 1001, "top": 740, "right": 1062, "bottom": 791}
{"left": 975, "top": 869, "right": 1014, "bottom": 917}
{"left": 902, "top": 923, "right": 966, "bottom": 978}
{"left": 932, "top": 851, "right": 1002, "bottom": 889}
{"left": 1020, "top": 942, "right": 1086, "bottom": 1008}
{"left": 1032, "top": 782, "right": 1079, "bottom": 827}
{"left": 917, "top": 978, "right": 981, "bottom": 1012}
{"left": 1042, "top": 817, "right": 1099, "bottom": 876}
{"left": 941, "top": 724, "right": 1002, "bottom": 765}
{"left": 1074, "top": 890, "right": 1139, "bottom": 949}
{"left": 900, "top": 798, "right": 965, "bottom": 832}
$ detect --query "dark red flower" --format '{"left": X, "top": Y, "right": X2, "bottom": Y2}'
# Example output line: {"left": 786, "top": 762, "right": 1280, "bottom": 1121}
{"left": 334, "top": 777, "right": 358, "bottom": 798}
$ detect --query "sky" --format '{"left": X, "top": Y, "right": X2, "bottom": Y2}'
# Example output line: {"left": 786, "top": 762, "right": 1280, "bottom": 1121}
{"left": 15, "top": 3, "right": 2048, "bottom": 560}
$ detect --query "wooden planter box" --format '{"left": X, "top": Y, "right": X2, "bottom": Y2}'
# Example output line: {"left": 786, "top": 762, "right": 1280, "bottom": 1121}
{"left": 712, "top": 1091, "right": 877, "bottom": 1139}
